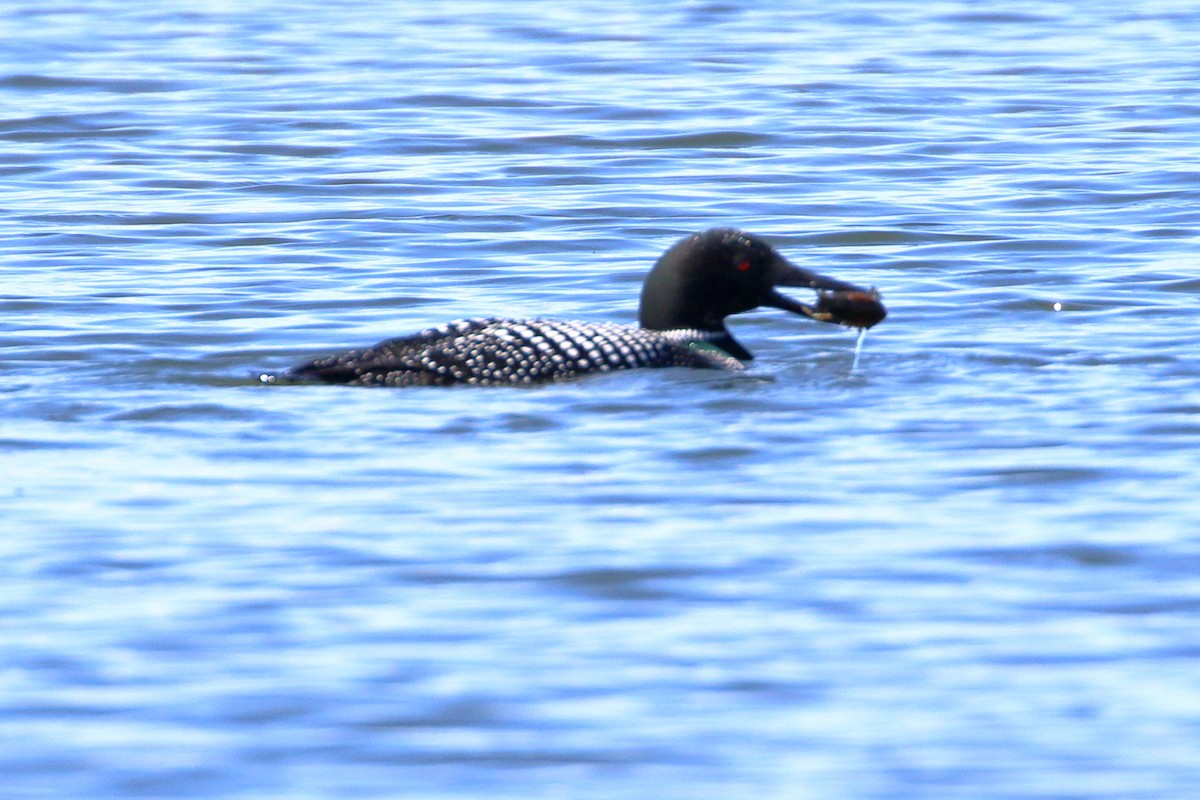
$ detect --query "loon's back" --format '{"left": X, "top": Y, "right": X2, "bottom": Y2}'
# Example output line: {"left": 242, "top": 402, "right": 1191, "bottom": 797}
{"left": 286, "top": 317, "right": 743, "bottom": 387}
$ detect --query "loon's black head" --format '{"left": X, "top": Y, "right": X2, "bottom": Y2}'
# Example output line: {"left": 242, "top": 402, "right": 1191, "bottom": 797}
{"left": 638, "top": 228, "right": 884, "bottom": 359}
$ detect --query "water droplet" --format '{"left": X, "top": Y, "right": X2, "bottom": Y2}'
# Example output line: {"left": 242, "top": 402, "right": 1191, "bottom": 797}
{"left": 851, "top": 328, "right": 868, "bottom": 372}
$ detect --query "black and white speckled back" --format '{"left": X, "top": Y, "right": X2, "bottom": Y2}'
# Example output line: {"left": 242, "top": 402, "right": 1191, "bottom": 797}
{"left": 288, "top": 318, "right": 745, "bottom": 386}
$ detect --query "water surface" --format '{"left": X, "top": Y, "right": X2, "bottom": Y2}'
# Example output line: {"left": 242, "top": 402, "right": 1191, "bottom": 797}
{"left": 3, "top": 1, "right": 1200, "bottom": 798}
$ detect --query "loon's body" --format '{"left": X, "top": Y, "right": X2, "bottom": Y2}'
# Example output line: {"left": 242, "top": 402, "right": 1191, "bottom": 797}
{"left": 290, "top": 317, "right": 744, "bottom": 387}
{"left": 279, "top": 229, "right": 886, "bottom": 387}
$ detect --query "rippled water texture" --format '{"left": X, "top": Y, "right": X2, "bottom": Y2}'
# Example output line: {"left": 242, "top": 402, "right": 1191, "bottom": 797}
{"left": 4, "top": 1, "right": 1200, "bottom": 798}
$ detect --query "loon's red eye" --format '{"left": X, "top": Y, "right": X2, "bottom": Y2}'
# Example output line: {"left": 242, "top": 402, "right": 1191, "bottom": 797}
{"left": 735, "top": 259, "right": 751, "bottom": 272}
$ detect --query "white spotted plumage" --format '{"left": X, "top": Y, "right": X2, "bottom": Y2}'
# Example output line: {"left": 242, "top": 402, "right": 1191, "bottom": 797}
{"left": 289, "top": 317, "right": 744, "bottom": 386}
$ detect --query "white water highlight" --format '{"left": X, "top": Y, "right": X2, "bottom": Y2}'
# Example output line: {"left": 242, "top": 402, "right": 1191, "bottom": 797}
{"left": 851, "top": 328, "right": 868, "bottom": 371}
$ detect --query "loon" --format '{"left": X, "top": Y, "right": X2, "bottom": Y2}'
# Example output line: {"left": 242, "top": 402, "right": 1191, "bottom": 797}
{"left": 276, "top": 228, "right": 886, "bottom": 387}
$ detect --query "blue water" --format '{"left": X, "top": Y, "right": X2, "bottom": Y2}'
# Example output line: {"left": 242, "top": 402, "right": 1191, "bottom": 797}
{"left": 4, "top": 1, "right": 1200, "bottom": 797}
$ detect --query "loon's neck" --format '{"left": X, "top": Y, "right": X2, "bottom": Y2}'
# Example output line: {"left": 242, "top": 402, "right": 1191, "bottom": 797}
{"left": 645, "top": 319, "right": 753, "bottom": 362}
{"left": 707, "top": 328, "right": 754, "bottom": 361}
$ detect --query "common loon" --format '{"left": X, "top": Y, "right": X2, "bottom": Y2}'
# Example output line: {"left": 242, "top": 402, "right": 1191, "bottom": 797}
{"left": 274, "top": 228, "right": 886, "bottom": 387}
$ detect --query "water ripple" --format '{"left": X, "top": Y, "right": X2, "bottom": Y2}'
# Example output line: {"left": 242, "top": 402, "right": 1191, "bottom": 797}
{"left": 4, "top": 0, "right": 1200, "bottom": 798}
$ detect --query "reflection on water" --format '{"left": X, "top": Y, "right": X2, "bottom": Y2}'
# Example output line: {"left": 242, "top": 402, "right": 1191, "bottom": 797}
{"left": 3, "top": 0, "right": 1200, "bottom": 798}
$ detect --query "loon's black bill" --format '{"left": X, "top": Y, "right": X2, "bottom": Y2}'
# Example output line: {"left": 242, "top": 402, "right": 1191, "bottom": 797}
{"left": 764, "top": 288, "right": 821, "bottom": 320}
{"left": 772, "top": 259, "right": 864, "bottom": 294}
{"left": 766, "top": 260, "right": 888, "bottom": 329}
